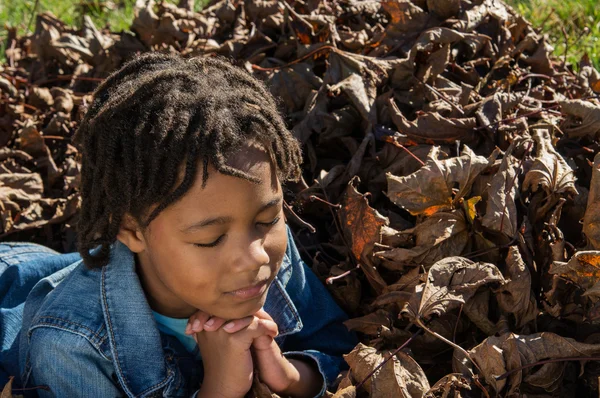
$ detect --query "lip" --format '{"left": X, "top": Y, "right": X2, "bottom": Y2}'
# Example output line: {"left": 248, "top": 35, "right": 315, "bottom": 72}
{"left": 226, "top": 280, "right": 269, "bottom": 300}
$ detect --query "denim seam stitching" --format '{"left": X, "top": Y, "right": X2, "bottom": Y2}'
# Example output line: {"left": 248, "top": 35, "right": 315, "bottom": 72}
{"left": 29, "top": 324, "right": 112, "bottom": 362}
{"left": 102, "top": 266, "right": 172, "bottom": 398}
{"left": 273, "top": 279, "right": 302, "bottom": 335}
{"left": 34, "top": 316, "right": 106, "bottom": 342}
{"left": 102, "top": 266, "right": 134, "bottom": 396}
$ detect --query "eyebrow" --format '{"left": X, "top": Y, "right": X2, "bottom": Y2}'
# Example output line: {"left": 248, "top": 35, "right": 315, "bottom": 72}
{"left": 179, "top": 197, "right": 283, "bottom": 234}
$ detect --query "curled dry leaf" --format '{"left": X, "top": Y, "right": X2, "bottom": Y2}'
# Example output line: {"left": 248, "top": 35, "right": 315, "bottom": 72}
{"left": 559, "top": 99, "right": 600, "bottom": 138}
{"left": 404, "top": 256, "right": 505, "bottom": 322}
{"left": 344, "top": 309, "right": 394, "bottom": 336}
{"left": 469, "top": 332, "right": 600, "bottom": 395}
{"left": 339, "top": 176, "right": 389, "bottom": 293}
{"left": 386, "top": 145, "right": 489, "bottom": 216}
{"left": 374, "top": 210, "right": 468, "bottom": 269}
{"left": 481, "top": 147, "right": 519, "bottom": 238}
{"left": 549, "top": 251, "right": 600, "bottom": 298}
{"left": 522, "top": 126, "right": 577, "bottom": 198}
{"left": 494, "top": 246, "right": 538, "bottom": 328}
{"left": 344, "top": 343, "right": 430, "bottom": 398}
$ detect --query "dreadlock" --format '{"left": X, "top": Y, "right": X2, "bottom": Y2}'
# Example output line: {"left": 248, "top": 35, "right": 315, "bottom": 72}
{"left": 73, "top": 52, "right": 303, "bottom": 269}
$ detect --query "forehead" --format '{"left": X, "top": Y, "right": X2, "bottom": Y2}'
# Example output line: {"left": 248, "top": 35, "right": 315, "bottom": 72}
{"left": 165, "top": 143, "right": 281, "bottom": 219}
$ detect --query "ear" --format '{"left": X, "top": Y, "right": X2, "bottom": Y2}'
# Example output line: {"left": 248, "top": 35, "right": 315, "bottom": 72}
{"left": 116, "top": 213, "right": 147, "bottom": 253}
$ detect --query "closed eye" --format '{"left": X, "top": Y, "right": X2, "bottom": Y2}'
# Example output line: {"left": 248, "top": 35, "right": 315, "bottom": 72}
{"left": 258, "top": 216, "right": 280, "bottom": 227}
{"left": 194, "top": 235, "right": 224, "bottom": 248}
{"left": 194, "top": 216, "right": 280, "bottom": 248}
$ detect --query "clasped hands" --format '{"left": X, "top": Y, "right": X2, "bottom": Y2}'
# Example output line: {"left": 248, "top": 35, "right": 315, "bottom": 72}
{"left": 185, "top": 308, "right": 322, "bottom": 398}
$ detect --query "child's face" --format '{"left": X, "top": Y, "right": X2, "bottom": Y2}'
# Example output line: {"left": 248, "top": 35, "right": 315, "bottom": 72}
{"left": 119, "top": 143, "right": 288, "bottom": 320}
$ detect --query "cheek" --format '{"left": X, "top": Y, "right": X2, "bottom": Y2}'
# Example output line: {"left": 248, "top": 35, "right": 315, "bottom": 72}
{"left": 149, "top": 239, "right": 216, "bottom": 288}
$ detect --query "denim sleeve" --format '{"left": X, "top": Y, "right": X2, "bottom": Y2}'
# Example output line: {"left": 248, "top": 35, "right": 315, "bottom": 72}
{"left": 281, "top": 226, "right": 358, "bottom": 396}
{"left": 24, "top": 327, "right": 124, "bottom": 397}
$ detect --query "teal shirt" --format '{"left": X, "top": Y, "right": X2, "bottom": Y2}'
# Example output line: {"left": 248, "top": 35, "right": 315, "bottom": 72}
{"left": 152, "top": 310, "right": 201, "bottom": 361}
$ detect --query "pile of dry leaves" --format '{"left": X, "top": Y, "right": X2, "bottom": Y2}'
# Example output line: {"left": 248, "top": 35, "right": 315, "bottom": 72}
{"left": 3, "top": 0, "right": 600, "bottom": 396}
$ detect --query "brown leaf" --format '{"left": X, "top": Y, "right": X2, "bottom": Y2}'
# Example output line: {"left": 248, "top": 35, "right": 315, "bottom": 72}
{"left": 549, "top": 251, "right": 600, "bottom": 294}
{"left": 0, "top": 173, "right": 44, "bottom": 215}
{"left": 340, "top": 176, "right": 389, "bottom": 293}
{"left": 424, "top": 373, "right": 471, "bottom": 397}
{"left": 266, "top": 63, "right": 322, "bottom": 114}
{"left": 495, "top": 246, "right": 538, "bottom": 328}
{"left": 427, "top": 0, "right": 460, "bottom": 19}
{"left": 559, "top": 99, "right": 600, "bottom": 138}
{"left": 344, "top": 309, "right": 393, "bottom": 335}
{"left": 404, "top": 256, "right": 505, "bottom": 322}
{"left": 375, "top": 210, "right": 469, "bottom": 269}
{"left": 0, "top": 377, "right": 23, "bottom": 398}
{"left": 371, "top": 351, "right": 430, "bottom": 398}
{"left": 583, "top": 152, "right": 600, "bottom": 249}
{"left": 328, "top": 74, "right": 372, "bottom": 122}
{"left": 481, "top": 149, "right": 519, "bottom": 238}
{"left": 386, "top": 145, "right": 489, "bottom": 216}
{"left": 388, "top": 98, "right": 478, "bottom": 144}
{"left": 328, "top": 385, "right": 356, "bottom": 398}
{"left": 522, "top": 126, "right": 577, "bottom": 197}
{"left": 470, "top": 332, "right": 600, "bottom": 394}
{"left": 344, "top": 343, "right": 429, "bottom": 397}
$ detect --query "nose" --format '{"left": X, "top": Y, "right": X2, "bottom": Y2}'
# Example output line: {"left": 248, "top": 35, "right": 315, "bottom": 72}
{"left": 232, "top": 235, "right": 270, "bottom": 272}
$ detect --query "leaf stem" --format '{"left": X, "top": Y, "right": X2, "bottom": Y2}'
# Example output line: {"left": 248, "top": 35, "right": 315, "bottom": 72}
{"left": 415, "top": 316, "right": 484, "bottom": 376}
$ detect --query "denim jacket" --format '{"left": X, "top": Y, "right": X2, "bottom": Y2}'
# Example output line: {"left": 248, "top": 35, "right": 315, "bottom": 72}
{"left": 0, "top": 225, "right": 357, "bottom": 397}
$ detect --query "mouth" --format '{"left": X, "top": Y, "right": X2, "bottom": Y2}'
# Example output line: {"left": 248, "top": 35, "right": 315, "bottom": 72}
{"left": 226, "top": 279, "right": 270, "bottom": 301}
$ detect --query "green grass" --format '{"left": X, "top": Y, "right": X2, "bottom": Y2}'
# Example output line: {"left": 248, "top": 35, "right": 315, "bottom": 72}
{"left": 0, "top": 0, "right": 206, "bottom": 63}
{"left": 505, "top": 0, "right": 600, "bottom": 69}
{"left": 1, "top": 0, "right": 599, "bottom": 70}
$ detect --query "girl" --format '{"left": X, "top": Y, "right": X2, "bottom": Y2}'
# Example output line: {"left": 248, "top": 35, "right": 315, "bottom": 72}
{"left": 0, "top": 52, "right": 357, "bottom": 397}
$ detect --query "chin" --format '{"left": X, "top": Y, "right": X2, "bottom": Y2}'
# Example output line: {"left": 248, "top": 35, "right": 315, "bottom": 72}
{"left": 231, "top": 294, "right": 268, "bottom": 319}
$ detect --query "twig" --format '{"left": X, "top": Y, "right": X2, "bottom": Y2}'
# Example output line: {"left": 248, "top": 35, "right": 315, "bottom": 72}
{"left": 251, "top": 45, "right": 336, "bottom": 72}
{"left": 417, "top": 77, "right": 465, "bottom": 116}
{"left": 415, "top": 316, "right": 484, "bottom": 376}
{"left": 472, "top": 376, "right": 491, "bottom": 398}
{"left": 355, "top": 328, "right": 423, "bottom": 390}
{"left": 309, "top": 194, "right": 341, "bottom": 208}
{"left": 42, "top": 135, "right": 68, "bottom": 140}
{"left": 326, "top": 264, "right": 360, "bottom": 284}
{"left": 495, "top": 356, "right": 600, "bottom": 381}
{"left": 382, "top": 136, "right": 426, "bottom": 166}
{"left": 283, "top": 200, "right": 316, "bottom": 233}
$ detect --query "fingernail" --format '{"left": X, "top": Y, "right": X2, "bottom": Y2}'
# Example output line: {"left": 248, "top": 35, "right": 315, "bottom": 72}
{"left": 192, "top": 319, "right": 201, "bottom": 331}
{"left": 224, "top": 322, "right": 234, "bottom": 331}
{"left": 205, "top": 318, "right": 214, "bottom": 327}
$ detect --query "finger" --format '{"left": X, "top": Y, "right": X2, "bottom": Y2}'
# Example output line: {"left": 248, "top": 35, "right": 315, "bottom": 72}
{"left": 186, "top": 311, "right": 211, "bottom": 334}
{"left": 257, "top": 318, "right": 279, "bottom": 338}
{"left": 254, "top": 308, "right": 274, "bottom": 322}
{"left": 203, "top": 316, "right": 227, "bottom": 332}
{"left": 235, "top": 317, "right": 279, "bottom": 344}
{"left": 222, "top": 315, "right": 254, "bottom": 333}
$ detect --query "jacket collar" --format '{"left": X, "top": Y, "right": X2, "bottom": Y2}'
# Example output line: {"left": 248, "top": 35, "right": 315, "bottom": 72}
{"left": 100, "top": 241, "right": 172, "bottom": 397}
{"left": 99, "top": 240, "right": 301, "bottom": 397}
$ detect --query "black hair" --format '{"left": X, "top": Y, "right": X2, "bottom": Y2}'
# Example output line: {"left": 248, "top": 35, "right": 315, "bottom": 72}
{"left": 73, "top": 52, "right": 303, "bottom": 269}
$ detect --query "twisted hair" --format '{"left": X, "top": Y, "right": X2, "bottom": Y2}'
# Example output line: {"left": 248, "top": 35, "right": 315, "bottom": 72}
{"left": 73, "top": 52, "right": 303, "bottom": 269}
